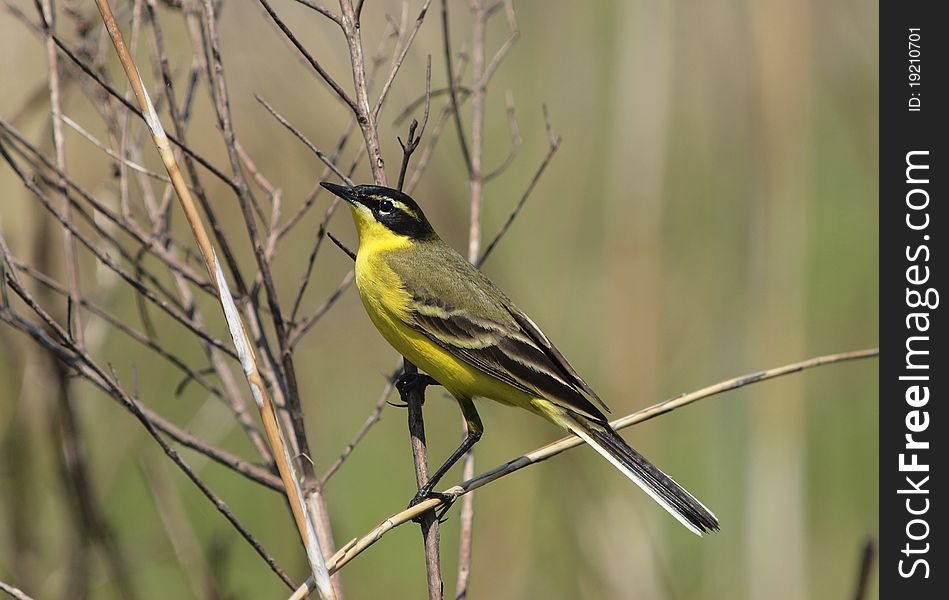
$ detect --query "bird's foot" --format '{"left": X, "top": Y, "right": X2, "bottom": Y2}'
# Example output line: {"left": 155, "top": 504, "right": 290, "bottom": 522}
{"left": 408, "top": 486, "right": 458, "bottom": 523}
{"left": 394, "top": 372, "right": 439, "bottom": 402}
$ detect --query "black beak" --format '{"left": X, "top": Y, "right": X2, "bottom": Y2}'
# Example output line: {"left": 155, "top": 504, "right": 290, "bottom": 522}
{"left": 320, "top": 181, "right": 359, "bottom": 206}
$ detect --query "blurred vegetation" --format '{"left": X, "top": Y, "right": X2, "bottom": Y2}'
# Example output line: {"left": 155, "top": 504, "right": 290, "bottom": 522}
{"left": 1, "top": 1, "right": 876, "bottom": 599}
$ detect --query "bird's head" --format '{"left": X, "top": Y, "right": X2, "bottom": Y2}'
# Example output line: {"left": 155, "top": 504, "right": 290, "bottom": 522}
{"left": 320, "top": 182, "right": 436, "bottom": 245}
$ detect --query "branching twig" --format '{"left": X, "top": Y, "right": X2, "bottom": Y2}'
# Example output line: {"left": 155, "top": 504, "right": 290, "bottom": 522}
{"left": 90, "top": 1, "right": 335, "bottom": 597}
{"left": 0, "top": 262, "right": 294, "bottom": 589}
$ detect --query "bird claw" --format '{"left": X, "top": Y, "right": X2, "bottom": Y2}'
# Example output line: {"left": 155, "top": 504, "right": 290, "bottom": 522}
{"left": 408, "top": 487, "right": 457, "bottom": 523}
{"left": 394, "top": 372, "right": 438, "bottom": 396}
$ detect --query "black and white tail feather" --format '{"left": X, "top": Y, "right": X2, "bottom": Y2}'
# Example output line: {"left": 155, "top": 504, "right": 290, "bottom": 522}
{"left": 557, "top": 410, "right": 719, "bottom": 536}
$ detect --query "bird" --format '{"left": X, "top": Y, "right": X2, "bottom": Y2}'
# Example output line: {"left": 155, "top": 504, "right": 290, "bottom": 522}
{"left": 321, "top": 181, "right": 719, "bottom": 535}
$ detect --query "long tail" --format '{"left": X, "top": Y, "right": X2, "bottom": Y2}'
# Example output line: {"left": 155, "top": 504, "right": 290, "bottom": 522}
{"left": 549, "top": 406, "right": 719, "bottom": 536}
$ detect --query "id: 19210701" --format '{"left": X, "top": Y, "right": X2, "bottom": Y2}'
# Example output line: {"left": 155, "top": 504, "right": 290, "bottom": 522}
{"left": 908, "top": 28, "right": 921, "bottom": 111}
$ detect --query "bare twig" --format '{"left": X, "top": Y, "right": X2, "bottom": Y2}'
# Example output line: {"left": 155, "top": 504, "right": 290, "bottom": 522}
{"left": 141, "top": 460, "right": 220, "bottom": 600}
{"left": 60, "top": 114, "right": 171, "bottom": 182}
{"left": 454, "top": 6, "right": 520, "bottom": 589}
{"left": 327, "top": 231, "right": 357, "bottom": 261}
{"left": 292, "top": 0, "right": 343, "bottom": 25}
{"left": 0, "top": 137, "right": 238, "bottom": 359}
{"left": 478, "top": 106, "right": 560, "bottom": 267}
{"left": 256, "top": 95, "right": 354, "bottom": 185}
{"left": 48, "top": 31, "right": 237, "bottom": 189}
{"left": 393, "top": 86, "right": 472, "bottom": 125}
{"left": 38, "top": 0, "right": 84, "bottom": 346}
{"left": 395, "top": 58, "right": 432, "bottom": 190}
{"left": 273, "top": 123, "right": 358, "bottom": 241}
{"left": 372, "top": 0, "right": 434, "bottom": 122}
{"left": 441, "top": 0, "right": 470, "bottom": 171}
{"left": 289, "top": 270, "right": 356, "bottom": 347}
{"left": 257, "top": 0, "right": 356, "bottom": 111}
{"left": 145, "top": 0, "right": 251, "bottom": 300}
{"left": 320, "top": 372, "right": 398, "bottom": 484}
{"left": 405, "top": 52, "right": 470, "bottom": 193}
{"left": 852, "top": 537, "right": 876, "bottom": 600}
{"left": 286, "top": 194, "right": 346, "bottom": 324}
{"left": 482, "top": 90, "right": 521, "bottom": 181}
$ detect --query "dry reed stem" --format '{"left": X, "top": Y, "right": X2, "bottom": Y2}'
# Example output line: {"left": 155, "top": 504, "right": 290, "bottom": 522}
{"left": 0, "top": 580, "right": 36, "bottom": 600}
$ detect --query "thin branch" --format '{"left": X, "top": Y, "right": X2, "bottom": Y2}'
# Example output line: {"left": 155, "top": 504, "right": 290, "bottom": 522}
{"left": 6, "top": 265, "right": 280, "bottom": 492}
{"left": 141, "top": 460, "right": 220, "bottom": 600}
{"left": 289, "top": 347, "right": 879, "bottom": 595}
{"left": 292, "top": 0, "right": 343, "bottom": 26}
{"left": 406, "top": 52, "right": 470, "bottom": 193}
{"left": 145, "top": 0, "right": 252, "bottom": 299}
{"left": 327, "top": 231, "right": 357, "bottom": 261}
{"left": 401, "top": 364, "right": 443, "bottom": 600}
{"left": 393, "top": 86, "right": 471, "bottom": 125}
{"left": 273, "top": 122, "right": 358, "bottom": 241}
{"left": 482, "top": 90, "right": 521, "bottom": 181}
{"left": 457, "top": 2, "right": 494, "bottom": 589}
{"left": 256, "top": 95, "right": 354, "bottom": 185}
{"left": 15, "top": 261, "right": 222, "bottom": 400}
{"left": 0, "top": 116, "right": 222, "bottom": 298}
{"left": 60, "top": 114, "right": 171, "bottom": 183}
{"left": 289, "top": 269, "right": 355, "bottom": 347}
{"left": 477, "top": 106, "right": 560, "bottom": 267}
{"left": 320, "top": 371, "right": 398, "bottom": 484}
{"left": 257, "top": 0, "right": 357, "bottom": 112}
{"left": 441, "top": 0, "right": 470, "bottom": 171}
{"left": 395, "top": 58, "right": 432, "bottom": 190}
{"left": 288, "top": 201, "right": 344, "bottom": 323}
{"left": 476, "top": 0, "right": 518, "bottom": 89}
{"left": 852, "top": 537, "right": 876, "bottom": 600}
{"left": 372, "top": 0, "right": 434, "bottom": 122}
{"left": 38, "top": 0, "right": 84, "bottom": 345}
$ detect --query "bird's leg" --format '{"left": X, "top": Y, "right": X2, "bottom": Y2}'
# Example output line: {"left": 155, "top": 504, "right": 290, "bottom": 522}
{"left": 409, "top": 397, "right": 483, "bottom": 519}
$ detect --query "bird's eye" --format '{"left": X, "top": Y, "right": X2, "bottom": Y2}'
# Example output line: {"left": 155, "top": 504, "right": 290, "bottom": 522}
{"left": 378, "top": 199, "right": 393, "bottom": 214}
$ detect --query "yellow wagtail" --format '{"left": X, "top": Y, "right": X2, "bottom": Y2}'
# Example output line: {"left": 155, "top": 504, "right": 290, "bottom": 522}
{"left": 322, "top": 182, "right": 718, "bottom": 535}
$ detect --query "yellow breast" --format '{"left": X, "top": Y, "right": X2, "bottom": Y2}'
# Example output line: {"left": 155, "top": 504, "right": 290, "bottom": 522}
{"left": 353, "top": 233, "right": 530, "bottom": 406}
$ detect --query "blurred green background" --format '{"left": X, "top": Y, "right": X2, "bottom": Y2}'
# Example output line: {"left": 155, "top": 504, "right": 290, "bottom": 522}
{"left": 1, "top": 0, "right": 877, "bottom": 598}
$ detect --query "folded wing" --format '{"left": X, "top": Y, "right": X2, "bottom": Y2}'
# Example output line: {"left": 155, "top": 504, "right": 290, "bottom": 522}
{"left": 388, "top": 247, "right": 610, "bottom": 422}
